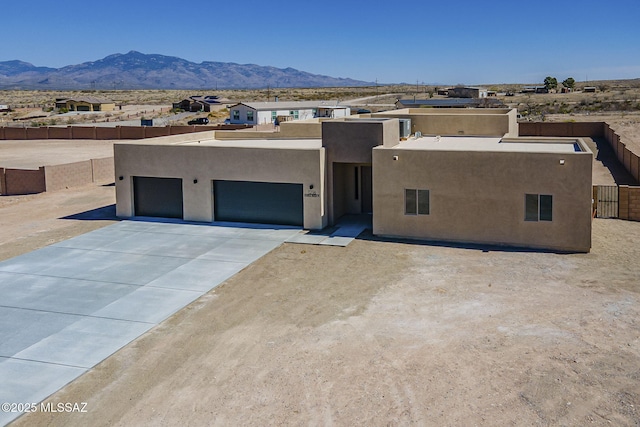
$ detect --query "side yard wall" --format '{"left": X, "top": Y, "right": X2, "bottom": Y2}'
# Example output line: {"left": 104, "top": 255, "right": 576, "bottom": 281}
{"left": 0, "top": 125, "right": 251, "bottom": 141}
{"left": 0, "top": 157, "right": 114, "bottom": 195}
{"left": 520, "top": 121, "right": 640, "bottom": 221}
{"left": 0, "top": 167, "right": 46, "bottom": 195}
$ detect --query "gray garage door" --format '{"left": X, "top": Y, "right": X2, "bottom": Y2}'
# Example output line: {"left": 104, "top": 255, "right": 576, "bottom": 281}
{"left": 214, "top": 180, "right": 303, "bottom": 226}
{"left": 133, "top": 176, "right": 183, "bottom": 219}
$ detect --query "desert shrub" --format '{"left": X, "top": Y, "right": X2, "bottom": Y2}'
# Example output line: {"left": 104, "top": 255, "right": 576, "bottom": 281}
{"left": 558, "top": 103, "right": 572, "bottom": 114}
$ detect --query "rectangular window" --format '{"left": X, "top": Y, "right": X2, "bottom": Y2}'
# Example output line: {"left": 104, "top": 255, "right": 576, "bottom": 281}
{"left": 271, "top": 111, "right": 277, "bottom": 121}
{"left": 417, "top": 189, "right": 430, "bottom": 214}
{"left": 232, "top": 110, "right": 240, "bottom": 120}
{"left": 247, "top": 111, "right": 254, "bottom": 122}
{"left": 525, "top": 194, "right": 553, "bottom": 221}
{"left": 405, "top": 189, "right": 429, "bottom": 215}
{"left": 293, "top": 110, "right": 299, "bottom": 119}
{"left": 525, "top": 193, "right": 538, "bottom": 221}
{"left": 539, "top": 194, "right": 553, "bottom": 221}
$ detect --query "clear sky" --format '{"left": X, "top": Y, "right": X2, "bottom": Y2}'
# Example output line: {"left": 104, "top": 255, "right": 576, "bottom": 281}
{"left": 4, "top": 0, "right": 640, "bottom": 85}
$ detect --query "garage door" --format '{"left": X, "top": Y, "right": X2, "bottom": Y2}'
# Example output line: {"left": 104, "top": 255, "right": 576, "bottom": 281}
{"left": 214, "top": 180, "right": 303, "bottom": 226}
{"left": 133, "top": 177, "right": 183, "bottom": 219}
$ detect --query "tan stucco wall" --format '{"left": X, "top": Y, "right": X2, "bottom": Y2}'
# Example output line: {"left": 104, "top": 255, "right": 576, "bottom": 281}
{"left": 214, "top": 120, "right": 322, "bottom": 140}
{"left": 115, "top": 137, "right": 326, "bottom": 229}
{"left": 374, "top": 108, "right": 518, "bottom": 137}
{"left": 372, "top": 141, "right": 593, "bottom": 252}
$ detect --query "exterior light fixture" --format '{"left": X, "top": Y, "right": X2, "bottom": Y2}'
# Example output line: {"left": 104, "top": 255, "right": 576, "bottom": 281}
{"left": 559, "top": 159, "right": 565, "bottom": 165}
{"left": 193, "top": 179, "right": 198, "bottom": 184}
{"left": 393, "top": 155, "right": 399, "bottom": 161}
{"left": 309, "top": 184, "right": 314, "bottom": 189}
{"left": 118, "top": 176, "right": 124, "bottom": 180}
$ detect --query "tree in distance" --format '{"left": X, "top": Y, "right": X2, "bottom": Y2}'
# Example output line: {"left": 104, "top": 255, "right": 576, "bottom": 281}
{"left": 544, "top": 76, "right": 558, "bottom": 90}
{"left": 562, "top": 77, "right": 576, "bottom": 89}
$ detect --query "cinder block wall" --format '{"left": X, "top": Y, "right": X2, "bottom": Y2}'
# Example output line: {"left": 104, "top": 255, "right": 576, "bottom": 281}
{"left": 619, "top": 186, "right": 640, "bottom": 221}
{"left": 91, "top": 157, "right": 115, "bottom": 183}
{"left": 2, "top": 168, "right": 46, "bottom": 195}
{"left": 3, "top": 128, "right": 27, "bottom": 139}
{"left": 48, "top": 127, "right": 72, "bottom": 139}
{"left": 44, "top": 161, "right": 94, "bottom": 192}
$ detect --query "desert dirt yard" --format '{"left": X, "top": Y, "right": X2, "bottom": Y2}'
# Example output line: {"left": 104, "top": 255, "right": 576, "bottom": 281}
{"left": 2, "top": 185, "right": 639, "bottom": 426}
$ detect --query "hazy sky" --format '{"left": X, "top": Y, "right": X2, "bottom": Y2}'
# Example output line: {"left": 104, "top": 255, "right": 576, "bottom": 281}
{"left": 4, "top": 0, "right": 639, "bottom": 85}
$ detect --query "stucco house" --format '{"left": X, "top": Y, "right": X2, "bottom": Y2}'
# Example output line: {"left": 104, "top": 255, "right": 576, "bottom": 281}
{"left": 228, "top": 101, "right": 350, "bottom": 125}
{"left": 114, "top": 108, "right": 593, "bottom": 252}
{"left": 55, "top": 97, "right": 115, "bottom": 112}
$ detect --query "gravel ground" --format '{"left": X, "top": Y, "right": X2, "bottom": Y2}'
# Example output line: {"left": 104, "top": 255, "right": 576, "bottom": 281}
{"left": 3, "top": 185, "right": 640, "bottom": 426}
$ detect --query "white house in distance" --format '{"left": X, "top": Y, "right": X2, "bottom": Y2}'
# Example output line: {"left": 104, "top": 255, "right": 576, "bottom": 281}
{"left": 228, "top": 101, "right": 351, "bottom": 125}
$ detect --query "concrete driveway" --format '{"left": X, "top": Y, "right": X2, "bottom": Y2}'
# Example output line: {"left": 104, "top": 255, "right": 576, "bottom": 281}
{"left": 0, "top": 220, "right": 302, "bottom": 425}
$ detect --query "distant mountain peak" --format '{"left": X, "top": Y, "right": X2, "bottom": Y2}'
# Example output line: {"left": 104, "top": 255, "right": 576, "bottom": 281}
{"left": 0, "top": 52, "right": 370, "bottom": 90}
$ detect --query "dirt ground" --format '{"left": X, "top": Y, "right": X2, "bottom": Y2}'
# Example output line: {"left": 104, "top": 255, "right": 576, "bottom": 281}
{"left": 0, "top": 185, "right": 117, "bottom": 261}
{"left": 0, "top": 185, "right": 638, "bottom": 426}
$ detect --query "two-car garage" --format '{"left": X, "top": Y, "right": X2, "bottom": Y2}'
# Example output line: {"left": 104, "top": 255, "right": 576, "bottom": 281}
{"left": 132, "top": 177, "right": 303, "bottom": 227}
{"left": 115, "top": 137, "right": 324, "bottom": 230}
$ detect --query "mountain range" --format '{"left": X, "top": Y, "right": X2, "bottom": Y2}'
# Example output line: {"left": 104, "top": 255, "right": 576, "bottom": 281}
{"left": 0, "top": 51, "right": 372, "bottom": 90}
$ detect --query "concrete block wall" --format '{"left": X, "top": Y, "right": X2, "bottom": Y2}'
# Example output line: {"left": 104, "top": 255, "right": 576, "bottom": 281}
{"left": 91, "top": 157, "right": 115, "bottom": 183}
{"left": 44, "top": 160, "right": 94, "bottom": 192}
{"left": 0, "top": 125, "right": 250, "bottom": 142}
{"left": 119, "top": 127, "right": 147, "bottom": 139}
{"left": 619, "top": 186, "right": 640, "bottom": 221}
{"left": 48, "top": 127, "right": 72, "bottom": 139}
{"left": 0, "top": 157, "right": 115, "bottom": 195}
{"left": 25, "top": 127, "right": 49, "bottom": 139}
{"left": 0, "top": 167, "right": 46, "bottom": 195}
{"left": 605, "top": 125, "right": 640, "bottom": 184}
{"left": 96, "top": 127, "right": 120, "bottom": 139}
{"left": 70, "top": 127, "right": 97, "bottom": 139}
{"left": 3, "top": 127, "right": 28, "bottom": 139}
{"left": 519, "top": 122, "right": 605, "bottom": 138}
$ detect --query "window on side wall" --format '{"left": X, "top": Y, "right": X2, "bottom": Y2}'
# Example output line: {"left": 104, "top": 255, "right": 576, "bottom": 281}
{"left": 232, "top": 110, "right": 240, "bottom": 120}
{"left": 525, "top": 194, "right": 553, "bottom": 221}
{"left": 247, "top": 111, "right": 254, "bottom": 122}
{"left": 405, "top": 189, "right": 430, "bottom": 215}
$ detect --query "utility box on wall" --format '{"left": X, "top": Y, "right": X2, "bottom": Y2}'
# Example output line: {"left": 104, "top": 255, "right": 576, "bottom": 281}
{"left": 399, "top": 118, "right": 411, "bottom": 138}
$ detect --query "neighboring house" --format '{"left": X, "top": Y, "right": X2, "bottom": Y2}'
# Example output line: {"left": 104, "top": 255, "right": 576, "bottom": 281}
{"left": 0, "top": 104, "right": 10, "bottom": 112}
{"left": 395, "top": 98, "right": 504, "bottom": 109}
{"left": 55, "top": 97, "right": 115, "bottom": 112}
{"left": 447, "top": 87, "right": 488, "bottom": 99}
{"left": 227, "top": 101, "right": 350, "bottom": 125}
{"left": 173, "top": 95, "right": 221, "bottom": 112}
{"left": 583, "top": 87, "right": 597, "bottom": 93}
{"left": 115, "top": 108, "right": 593, "bottom": 252}
{"left": 521, "top": 86, "right": 549, "bottom": 94}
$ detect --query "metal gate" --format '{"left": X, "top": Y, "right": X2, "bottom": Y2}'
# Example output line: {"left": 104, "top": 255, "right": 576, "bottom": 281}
{"left": 595, "top": 185, "right": 618, "bottom": 218}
